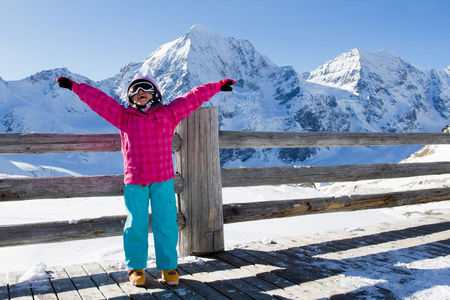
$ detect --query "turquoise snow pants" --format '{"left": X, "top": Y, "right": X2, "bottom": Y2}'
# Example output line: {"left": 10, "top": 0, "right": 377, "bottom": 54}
{"left": 123, "top": 180, "right": 178, "bottom": 271}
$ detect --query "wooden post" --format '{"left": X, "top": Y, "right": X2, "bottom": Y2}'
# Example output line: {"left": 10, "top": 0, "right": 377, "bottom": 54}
{"left": 175, "top": 107, "right": 224, "bottom": 256}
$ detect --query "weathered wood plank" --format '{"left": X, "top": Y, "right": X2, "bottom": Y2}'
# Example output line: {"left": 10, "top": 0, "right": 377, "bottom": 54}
{"left": 178, "top": 262, "right": 254, "bottom": 300}
{"left": 3, "top": 131, "right": 448, "bottom": 155}
{"left": 48, "top": 266, "right": 82, "bottom": 300}
{"left": 144, "top": 266, "right": 199, "bottom": 300}
{"left": 173, "top": 265, "right": 229, "bottom": 300}
{"left": 175, "top": 107, "right": 224, "bottom": 256}
{"left": 234, "top": 248, "right": 333, "bottom": 293}
{"left": 223, "top": 187, "right": 450, "bottom": 224}
{"left": 0, "top": 212, "right": 186, "bottom": 247}
{"left": 81, "top": 262, "right": 129, "bottom": 299}
{"left": 0, "top": 273, "right": 9, "bottom": 300}
{"left": 30, "top": 279, "right": 58, "bottom": 300}
{"left": 212, "top": 251, "right": 319, "bottom": 298}
{"left": 6, "top": 271, "right": 33, "bottom": 300}
{"left": 63, "top": 265, "right": 106, "bottom": 299}
{"left": 243, "top": 241, "right": 337, "bottom": 279}
{"left": 0, "top": 133, "right": 121, "bottom": 154}
{"left": 191, "top": 256, "right": 275, "bottom": 300}
{"left": 203, "top": 255, "right": 296, "bottom": 299}
{"left": 0, "top": 133, "right": 181, "bottom": 154}
{"left": 221, "top": 162, "right": 450, "bottom": 187}
{"left": 0, "top": 175, "right": 124, "bottom": 201}
{"left": 0, "top": 174, "right": 183, "bottom": 202}
{"left": 219, "top": 131, "right": 450, "bottom": 148}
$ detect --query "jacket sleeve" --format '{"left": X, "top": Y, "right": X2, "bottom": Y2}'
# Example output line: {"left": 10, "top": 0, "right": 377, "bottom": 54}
{"left": 168, "top": 81, "right": 222, "bottom": 125}
{"left": 72, "top": 82, "right": 126, "bottom": 130}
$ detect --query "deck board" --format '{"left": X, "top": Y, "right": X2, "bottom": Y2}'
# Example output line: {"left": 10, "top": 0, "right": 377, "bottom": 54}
{"left": 48, "top": 266, "right": 82, "bottom": 300}
{"left": 2, "top": 214, "right": 449, "bottom": 299}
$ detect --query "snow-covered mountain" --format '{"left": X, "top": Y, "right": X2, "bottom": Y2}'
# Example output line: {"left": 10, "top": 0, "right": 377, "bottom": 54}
{"left": 1, "top": 25, "right": 449, "bottom": 177}
{"left": 0, "top": 69, "right": 116, "bottom": 134}
{"left": 307, "top": 49, "right": 450, "bottom": 132}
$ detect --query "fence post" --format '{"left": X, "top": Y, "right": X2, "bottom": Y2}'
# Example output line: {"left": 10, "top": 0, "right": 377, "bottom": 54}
{"left": 175, "top": 107, "right": 224, "bottom": 256}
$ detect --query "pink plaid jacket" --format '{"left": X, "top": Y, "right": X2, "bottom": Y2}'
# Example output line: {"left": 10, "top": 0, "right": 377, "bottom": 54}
{"left": 72, "top": 80, "right": 225, "bottom": 185}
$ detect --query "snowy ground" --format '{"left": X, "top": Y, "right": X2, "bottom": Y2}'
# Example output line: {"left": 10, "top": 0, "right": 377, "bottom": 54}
{"left": 1, "top": 144, "right": 449, "bottom": 299}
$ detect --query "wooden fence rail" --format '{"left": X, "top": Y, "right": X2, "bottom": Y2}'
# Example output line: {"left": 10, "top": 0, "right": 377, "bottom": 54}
{"left": 2, "top": 131, "right": 449, "bottom": 154}
{"left": 221, "top": 162, "right": 450, "bottom": 187}
{"left": 0, "top": 213, "right": 187, "bottom": 247}
{"left": 1, "top": 107, "right": 449, "bottom": 256}
{"left": 0, "top": 175, "right": 183, "bottom": 201}
{"left": 222, "top": 187, "right": 450, "bottom": 223}
{"left": 0, "top": 133, "right": 180, "bottom": 154}
{"left": 2, "top": 162, "right": 450, "bottom": 201}
{"left": 219, "top": 131, "right": 450, "bottom": 148}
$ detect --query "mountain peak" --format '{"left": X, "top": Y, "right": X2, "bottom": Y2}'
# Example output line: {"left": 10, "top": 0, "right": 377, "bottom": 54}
{"left": 142, "top": 25, "right": 277, "bottom": 92}
{"left": 306, "top": 48, "right": 363, "bottom": 92}
{"left": 185, "top": 24, "right": 223, "bottom": 47}
{"left": 187, "top": 24, "right": 215, "bottom": 37}
{"left": 306, "top": 48, "right": 415, "bottom": 93}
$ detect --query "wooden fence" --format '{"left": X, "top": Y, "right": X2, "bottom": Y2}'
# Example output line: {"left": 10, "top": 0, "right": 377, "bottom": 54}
{"left": 1, "top": 107, "right": 450, "bottom": 256}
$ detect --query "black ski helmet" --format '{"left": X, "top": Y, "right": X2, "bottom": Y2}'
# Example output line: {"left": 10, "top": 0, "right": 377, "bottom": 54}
{"left": 127, "top": 77, "right": 162, "bottom": 105}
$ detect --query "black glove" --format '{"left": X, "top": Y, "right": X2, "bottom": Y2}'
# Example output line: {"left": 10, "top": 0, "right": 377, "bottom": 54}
{"left": 57, "top": 77, "right": 73, "bottom": 90}
{"left": 219, "top": 79, "right": 235, "bottom": 92}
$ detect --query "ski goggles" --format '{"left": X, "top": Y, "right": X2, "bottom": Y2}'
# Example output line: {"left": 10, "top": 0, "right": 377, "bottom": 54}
{"left": 128, "top": 81, "right": 155, "bottom": 98}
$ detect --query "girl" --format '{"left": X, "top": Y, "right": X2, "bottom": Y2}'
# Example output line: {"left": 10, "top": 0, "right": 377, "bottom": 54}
{"left": 57, "top": 76, "right": 235, "bottom": 286}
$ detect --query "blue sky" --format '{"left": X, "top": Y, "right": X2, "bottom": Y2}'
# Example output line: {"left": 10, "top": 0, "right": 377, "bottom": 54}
{"left": 0, "top": 0, "right": 448, "bottom": 81}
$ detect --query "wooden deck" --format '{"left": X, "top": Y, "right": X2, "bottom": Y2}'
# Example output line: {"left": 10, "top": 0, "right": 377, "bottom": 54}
{"left": 1, "top": 214, "right": 449, "bottom": 300}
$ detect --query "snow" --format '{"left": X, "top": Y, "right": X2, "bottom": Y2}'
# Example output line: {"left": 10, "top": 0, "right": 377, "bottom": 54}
{"left": 261, "top": 236, "right": 272, "bottom": 245}
{"left": 17, "top": 262, "right": 50, "bottom": 283}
